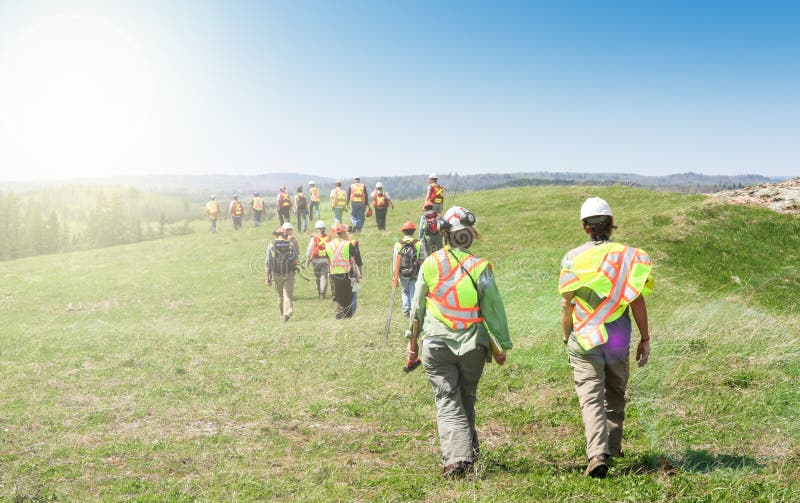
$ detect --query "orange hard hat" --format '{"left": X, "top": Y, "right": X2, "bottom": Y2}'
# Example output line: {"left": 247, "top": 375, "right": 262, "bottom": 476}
{"left": 330, "top": 222, "right": 347, "bottom": 235}
{"left": 402, "top": 221, "right": 417, "bottom": 232}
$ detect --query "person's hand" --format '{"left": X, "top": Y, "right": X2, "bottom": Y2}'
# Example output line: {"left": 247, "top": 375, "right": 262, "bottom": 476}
{"left": 266, "top": 278, "right": 272, "bottom": 286}
{"left": 406, "top": 341, "right": 418, "bottom": 361}
{"left": 494, "top": 352, "right": 506, "bottom": 365}
{"left": 636, "top": 339, "right": 650, "bottom": 367}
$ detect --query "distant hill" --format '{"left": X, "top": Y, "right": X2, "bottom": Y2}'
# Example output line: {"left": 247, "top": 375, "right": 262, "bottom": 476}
{"left": 1, "top": 172, "right": 782, "bottom": 202}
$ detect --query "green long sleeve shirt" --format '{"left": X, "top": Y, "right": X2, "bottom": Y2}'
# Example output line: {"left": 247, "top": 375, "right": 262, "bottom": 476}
{"left": 405, "top": 249, "right": 512, "bottom": 361}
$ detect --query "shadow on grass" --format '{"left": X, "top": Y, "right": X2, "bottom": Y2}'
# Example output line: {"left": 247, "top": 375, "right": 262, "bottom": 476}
{"left": 617, "top": 449, "right": 762, "bottom": 476}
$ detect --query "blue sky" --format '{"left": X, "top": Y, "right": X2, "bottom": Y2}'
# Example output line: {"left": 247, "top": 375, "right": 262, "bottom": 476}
{"left": 0, "top": 0, "right": 797, "bottom": 180}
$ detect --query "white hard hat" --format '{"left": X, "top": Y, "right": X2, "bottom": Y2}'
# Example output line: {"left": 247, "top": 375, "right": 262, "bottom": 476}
{"left": 443, "top": 206, "right": 476, "bottom": 232}
{"left": 429, "top": 173, "right": 438, "bottom": 179}
{"left": 209, "top": 195, "right": 215, "bottom": 199}
{"left": 315, "top": 220, "right": 326, "bottom": 230}
{"left": 375, "top": 182, "right": 383, "bottom": 188}
{"left": 282, "top": 222, "right": 294, "bottom": 230}
{"left": 309, "top": 180, "right": 315, "bottom": 185}
{"left": 580, "top": 197, "right": 613, "bottom": 221}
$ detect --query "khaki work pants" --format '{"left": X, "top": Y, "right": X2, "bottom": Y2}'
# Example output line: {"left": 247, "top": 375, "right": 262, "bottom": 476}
{"left": 422, "top": 340, "right": 486, "bottom": 466}
{"left": 272, "top": 273, "right": 294, "bottom": 318}
{"left": 567, "top": 334, "right": 630, "bottom": 459}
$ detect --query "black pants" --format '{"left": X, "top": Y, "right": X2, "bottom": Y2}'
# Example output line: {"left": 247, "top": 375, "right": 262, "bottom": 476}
{"left": 329, "top": 273, "right": 353, "bottom": 319}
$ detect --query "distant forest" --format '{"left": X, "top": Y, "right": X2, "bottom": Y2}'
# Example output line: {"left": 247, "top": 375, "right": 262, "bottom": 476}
{"left": 0, "top": 187, "right": 194, "bottom": 261}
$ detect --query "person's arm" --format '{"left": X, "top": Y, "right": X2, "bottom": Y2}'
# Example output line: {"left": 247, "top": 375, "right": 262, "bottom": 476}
{"left": 478, "top": 268, "right": 511, "bottom": 364}
{"left": 405, "top": 269, "right": 429, "bottom": 359}
{"left": 388, "top": 193, "right": 394, "bottom": 209}
{"left": 264, "top": 245, "right": 272, "bottom": 284}
{"left": 350, "top": 243, "right": 362, "bottom": 268}
{"left": 630, "top": 295, "right": 650, "bottom": 367}
{"left": 561, "top": 291, "right": 575, "bottom": 344}
{"left": 305, "top": 238, "right": 316, "bottom": 260}
{"left": 418, "top": 216, "right": 425, "bottom": 240}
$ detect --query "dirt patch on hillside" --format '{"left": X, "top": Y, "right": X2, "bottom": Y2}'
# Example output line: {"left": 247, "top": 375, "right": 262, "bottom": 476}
{"left": 711, "top": 178, "right": 800, "bottom": 216}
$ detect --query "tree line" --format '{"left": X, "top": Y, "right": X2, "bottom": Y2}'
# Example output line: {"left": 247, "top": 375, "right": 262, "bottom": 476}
{"left": 0, "top": 187, "right": 196, "bottom": 262}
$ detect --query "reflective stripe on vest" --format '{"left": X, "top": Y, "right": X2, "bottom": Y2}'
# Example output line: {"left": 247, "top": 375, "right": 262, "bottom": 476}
{"left": 310, "top": 187, "right": 320, "bottom": 202}
{"left": 232, "top": 201, "right": 244, "bottom": 216}
{"left": 332, "top": 189, "right": 347, "bottom": 207}
{"left": 429, "top": 183, "right": 444, "bottom": 204}
{"left": 313, "top": 234, "right": 330, "bottom": 258}
{"left": 350, "top": 183, "right": 366, "bottom": 203}
{"left": 278, "top": 193, "right": 291, "bottom": 208}
{"left": 326, "top": 238, "right": 351, "bottom": 274}
{"left": 374, "top": 193, "right": 388, "bottom": 208}
{"left": 252, "top": 197, "right": 264, "bottom": 211}
{"left": 559, "top": 243, "right": 653, "bottom": 350}
{"left": 424, "top": 248, "right": 488, "bottom": 330}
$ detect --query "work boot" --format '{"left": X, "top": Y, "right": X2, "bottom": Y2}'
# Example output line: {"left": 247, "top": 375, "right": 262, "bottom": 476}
{"left": 282, "top": 315, "right": 289, "bottom": 323}
{"left": 583, "top": 455, "right": 609, "bottom": 478}
{"left": 442, "top": 461, "right": 472, "bottom": 478}
{"left": 319, "top": 294, "right": 325, "bottom": 300}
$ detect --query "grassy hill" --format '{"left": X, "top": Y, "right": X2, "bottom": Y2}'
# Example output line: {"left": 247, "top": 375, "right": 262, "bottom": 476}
{"left": 1, "top": 185, "right": 799, "bottom": 501}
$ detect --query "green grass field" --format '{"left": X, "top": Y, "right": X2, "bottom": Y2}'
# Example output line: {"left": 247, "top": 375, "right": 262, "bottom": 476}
{"left": 2, "top": 185, "right": 799, "bottom": 501}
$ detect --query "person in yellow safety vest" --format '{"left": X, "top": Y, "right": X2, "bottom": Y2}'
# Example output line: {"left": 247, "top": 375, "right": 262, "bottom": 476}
{"left": 205, "top": 195, "right": 221, "bottom": 234}
{"left": 559, "top": 196, "right": 653, "bottom": 479}
{"left": 276, "top": 186, "right": 292, "bottom": 225}
{"left": 305, "top": 220, "right": 331, "bottom": 299}
{"left": 346, "top": 176, "right": 371, "bottom": 233}
{"left": 330, "top": 180, "right": 348, "bottom": 224}
{"left": 425, "top": 173, "right": 445, "bottom": 214}
{"left": 250, "top": 192, "right": 265, "bottom": 227}
{"left": 405, "top": 206, "right": 512, "bottom": 479}
{"left": 229, "top": 195, "right": 245, "bottom": 230}
{"left": 308, "top": 180, "right": 321, "bottom": 221}
{"left": 394, "top": 220, "right": 425, "bottom": 316}
{"left": 325, "top": 222, "right": 360, "bottom": 319}
{"left": 370, "top": 182, "right": 394, "bottom": 230}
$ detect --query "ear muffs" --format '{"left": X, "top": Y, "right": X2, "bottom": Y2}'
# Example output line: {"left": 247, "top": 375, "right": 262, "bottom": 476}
{"left": 440, "top": 211, "right": 476, "bottom": 232}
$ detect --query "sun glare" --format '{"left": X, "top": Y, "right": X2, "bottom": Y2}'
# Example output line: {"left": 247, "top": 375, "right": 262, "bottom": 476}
{"left": 0, "top": 15, "right": 156, "bottom": 179}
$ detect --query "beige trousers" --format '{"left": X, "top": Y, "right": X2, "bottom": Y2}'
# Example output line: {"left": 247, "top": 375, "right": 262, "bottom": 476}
{"left": 273, "top": 273, "right": 294, "bottom": 317}
{"left": 567, "top": 335, "right": 630, "bottom": 459}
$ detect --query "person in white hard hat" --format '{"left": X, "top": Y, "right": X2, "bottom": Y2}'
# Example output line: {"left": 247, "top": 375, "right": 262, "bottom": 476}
{"left": 205, "top": 195, "right": 221, "bottom": 234}
{"left": 308, "top": 180, "right": 321, "bottom": 221}
{"left": 559, "top": 197, "right": 654, "bottom": 478}
{"left": 281, "top": 221, "right": 300, "bottom": 254}
{"left": 405, "top": 205, "right": 512, "bottom": 478}
{"left": 305, "top": 220, "right": 331, "bottom": 299}
{"left": 370, "top": 181, "right": 394, "bottom": 230}
{"left": 425, "top": 174, "right": 444, "bottom": 214}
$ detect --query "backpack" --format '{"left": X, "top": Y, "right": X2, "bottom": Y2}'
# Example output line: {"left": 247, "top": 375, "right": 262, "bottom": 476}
{"left": 271, "top": 240, "right": 296, "bottom": 275}
{"left": 398, "top": 239, "right": 420, "bottom": 278}
{"left": 424, "top": 211, "right": 439, "bottom": 235}
{"left": 296, "top": 194, "right": 307, "bottom": 210}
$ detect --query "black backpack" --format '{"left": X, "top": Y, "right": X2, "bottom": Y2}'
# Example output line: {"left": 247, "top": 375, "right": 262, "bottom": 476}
{"left": 271, "top": 240, "right": 296, "bottom": 275}
{"left": 399, "top": 239, "right": 420, "bottom": 278}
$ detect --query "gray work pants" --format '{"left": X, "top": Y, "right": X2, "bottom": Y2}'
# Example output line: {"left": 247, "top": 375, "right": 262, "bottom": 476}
{"left": 312, "top": 258, "right": 329, "bottom": 298}
{"left": 422, "top": 340, "right": 486, "bottom": 466}
{"left": 568, "top": 332, "right": 630, "bottom": 459}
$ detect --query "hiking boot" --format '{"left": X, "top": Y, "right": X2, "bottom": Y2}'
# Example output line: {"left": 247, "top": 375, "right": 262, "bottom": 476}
{"left": 442, "top": 461, "right": 470, "bottom": 479}
{"left": 583, "top": 455, "right": 608, "bottom": 478}
{"left": 402, "top": 310, "right": 410, "bottom": 317}
{"left": 282, "top": 315, "right": 290, "bottom": 323}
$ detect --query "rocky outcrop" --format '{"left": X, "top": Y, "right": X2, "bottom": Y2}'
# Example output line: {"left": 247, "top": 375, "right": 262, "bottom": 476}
{"left": 711, "top": 178, "right": 800, "bottom": 216}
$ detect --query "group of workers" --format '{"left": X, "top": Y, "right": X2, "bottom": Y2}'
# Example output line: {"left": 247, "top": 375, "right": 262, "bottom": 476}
{"left": 204, "top": 174, "right": 446, "bottom": 235}
{"left": 402, "top": 197, "right": 652, "bottom": 480}
{"left": 216, "top": 176, "right": 653, "bottom": 481}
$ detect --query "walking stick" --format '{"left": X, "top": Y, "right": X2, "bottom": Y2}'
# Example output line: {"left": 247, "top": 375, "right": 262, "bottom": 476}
{"left": 384, "top": 253, "right": 401, "bottom": 341}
